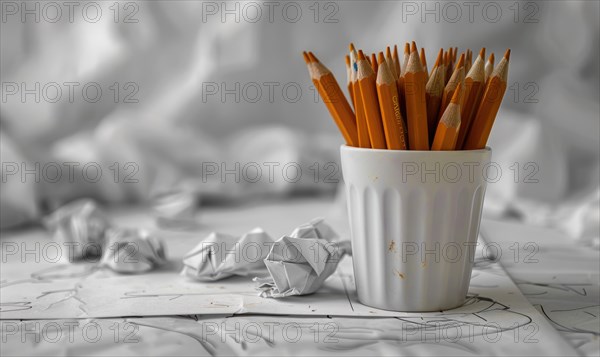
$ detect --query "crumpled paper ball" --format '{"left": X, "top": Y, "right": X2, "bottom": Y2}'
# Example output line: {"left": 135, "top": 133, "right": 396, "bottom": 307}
{"left": 255, "top": 218, "right": 352, "bottom": 298}
{"left": 182, "top": 228, "right": 273, "bottom": 281}
{"left": 100, "top": 228, "right": 167, "bottom": 273}
{"left": 43, "top": 199, "right": 110, "bottom": 261}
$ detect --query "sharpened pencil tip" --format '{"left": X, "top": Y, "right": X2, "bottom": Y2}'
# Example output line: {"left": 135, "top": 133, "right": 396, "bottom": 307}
{"left": 504, "top": 49, "right": 511, "bottom": 60}
{"left": 358, "top": 50, "right": 366, "bottom": 60}
{"left": 488, "top": 53, "right": 495, "bottom": 64}
{"left": 434, "top": 48, "right": 443, "bottom": 68}
{"left": 345, "top": 54, "right": 351, "bottom": 66}
{"left": 456, "top": 53, "right": 465, "bottom": 69}
{"left": 404, "top": 43, "right": 410, "bottom": 54}
{"left": 386, "top": 46, "right": 392, "bottom": 58}
{"left": 378, "top": 52, "right": 385, "bottom": 64}
{"left": 349, "top": 43, "right": 356, "bottom": 52}
{"left": 479, "top": 47, "right": 486, "bottom": 59}
{"left": 308, "top": 52, "right": 318, "bottom": 63}
{"left": 302, "top": 51, "right": 310, "bottom": 64}
{"left": 451, "top": 82, "right": 463, "bottom": 104}
{"left": 411, "top": 41, "right": 417, "bottom": 53}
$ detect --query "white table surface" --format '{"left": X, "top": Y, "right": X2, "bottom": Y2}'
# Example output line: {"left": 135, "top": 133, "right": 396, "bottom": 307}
{"left": 1, "top": 197, "right": 598, "bottom": 356}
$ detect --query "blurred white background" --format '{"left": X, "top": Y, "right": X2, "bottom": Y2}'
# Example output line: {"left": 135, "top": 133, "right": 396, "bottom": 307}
{"left": 1, "top": 0, "right": 599, "bottom": 244}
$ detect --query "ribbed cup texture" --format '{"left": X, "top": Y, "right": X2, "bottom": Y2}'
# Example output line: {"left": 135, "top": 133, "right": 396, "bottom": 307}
{"left": 341, "top": 146, "right": 492, "bottom": 312}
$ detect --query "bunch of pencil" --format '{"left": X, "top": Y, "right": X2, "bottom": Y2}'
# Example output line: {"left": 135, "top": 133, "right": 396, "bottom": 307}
{"left": 303, "top": 42, "right": 510, "bottom": 150}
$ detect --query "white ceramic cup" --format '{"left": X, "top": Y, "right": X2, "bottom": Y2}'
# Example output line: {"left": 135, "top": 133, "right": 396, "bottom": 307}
{"left": 340, "top": 145, "right": 492, "bottom": 312}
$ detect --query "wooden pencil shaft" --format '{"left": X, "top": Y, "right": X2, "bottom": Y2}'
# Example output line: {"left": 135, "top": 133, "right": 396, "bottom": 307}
{"left": 404, "top": 49, "right": 429, "bottom": 150}
{"left": 352, "top": 80, "right": 372, "bottom": 148}
{"left": 357, "top": 56, "right": 387, "bottom": 149}
{"left": 309, "top": 59, "right": 358, "bottom": 146}
{"left": 456, "top": 50, "right": 485, "bottom": 147}
{"left": 377, "top": 60, "right": 408, "bottom": 150}
{"left": 463, "top": 53, "right": 509, "bottom": 149}
{"left": 432, "top": 84, "right": 462, "bottom": 151}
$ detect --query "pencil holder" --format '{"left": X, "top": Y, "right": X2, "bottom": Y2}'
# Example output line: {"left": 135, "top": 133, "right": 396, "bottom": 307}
{"left": 340, "top": 145, "right": 492, "bottom": 312}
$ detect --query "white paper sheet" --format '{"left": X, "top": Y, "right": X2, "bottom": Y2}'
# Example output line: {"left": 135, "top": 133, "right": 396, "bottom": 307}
{"left": 0, "top": 313, "right": 580, "bottom": 356}
{"left": 0, "top": 252, "right": 577, "bottom": 329}
{"left": 480, "top": 219, "right": 600, "bottom": 356}
{"left": 0, "top": 258, "right": 579, "bottom": 355}
{"left": 0, "top": 205, "right": 587, "bottom": 356}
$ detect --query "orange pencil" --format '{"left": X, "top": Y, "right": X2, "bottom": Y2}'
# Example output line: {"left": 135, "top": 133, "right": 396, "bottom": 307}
{"left": 404, "top": 42, "right": 429, "bottom": 150}
{"left": 444, "top": 50, "right": 452, "bottom": 84}
{"left": 397, "top": 43, "right": 410, "bottom": 88}
{"left": 446, "top": 47, "right": 454, "bottom": 77}
{"left": 439, "top": 53, "right": 466, "bottom": 120}
{"left": 371, "top": 53, "right": 378, "bottom": 73}
{"left": 304, "top": 52, "right": 358, "bottom": 146}
{"left": 386, "top": 51, "right": 408, "bottom": 138}
{"left": 352, "top": 80, "right": 371, "bottom": 148}
{"left": 386, "top": 46, "right": 397, "bottom": 78}
{"left": 401, "top": 43, "right": 410, "bottom": 77}
{"left": 465, "top": 49, "right": 473, "bottom": 73}
{"left": 464, "top": 49, "right": 511, "bottom": 150}
{"left": 396, "top": 43, "right": 411, "bottom": 120}
{"left": 438, "top": 50, "right": 447, "bottom": 82}
{"left": 357, "top": 50, "right": 387, "bottom": 149}
{"left": 420, "top": 47, "right": 429, "bottom": 81}
{"left": 425, "top": 49, "right": 445, "bottom": 144}
{"left": 448, "top": 47, "right": 458, "bottom": 77}
{"left": 432, "top": 82, "right": 463, "bottom": 151}
{"left": 345, "top": 54, "right": 355, "bottom": 108}
{"left": 376, "top": 52, "right": 408, "bottom": 150}
{"left": 457, "top": 48, "right": 486, "bottom": 148}
{"left": 484, "top": 52, "right": 495, "bottom": 84}
{"left": 303, "top": 51, "right": 310, "bottom": 64}
{"left": 392, "top": 45, "right": 401, "bottom": 78}
{"left": 350, "top": 44, "right": 371, "bottom": 148}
